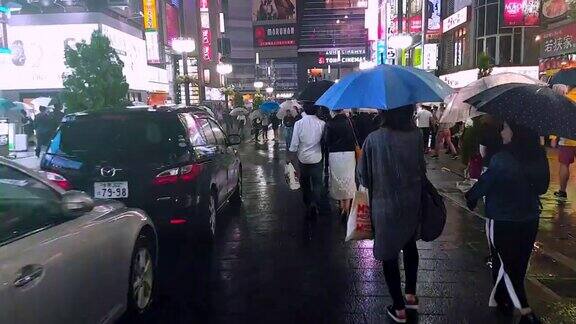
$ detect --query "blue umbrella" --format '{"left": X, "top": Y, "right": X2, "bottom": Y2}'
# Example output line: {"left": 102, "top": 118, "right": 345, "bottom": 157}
{"left": 260, "top": 101, "right": 280, "bottom": 114}
{"left": 315, "top": 65, "right": 453, "bottom": 110}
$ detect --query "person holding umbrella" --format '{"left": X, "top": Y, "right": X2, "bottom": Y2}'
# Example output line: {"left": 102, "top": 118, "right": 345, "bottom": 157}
{"left": 465, "top": 122, "right": 549, "bottom": 323}
{"left": 463, "top": 83, "right": 574, "bottom": 323}
{"left": 282, "top": 109, "right": 296, "bottom": 149}
{"left": 317, "top": 64, "right": 453, "bottom": 323}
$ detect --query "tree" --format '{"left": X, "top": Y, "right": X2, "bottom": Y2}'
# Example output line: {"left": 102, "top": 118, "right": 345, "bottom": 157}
{"left": 253, "top": 93, "right": 264, "bottom": 111}
{"left": 477, "top": 52, "right": 493, "bottom": 79}
{"left": 62, "top": 30, "right": 129, "bottom": 113}
{"left": 233, "top": 92, "right": 245, "bottom": 108}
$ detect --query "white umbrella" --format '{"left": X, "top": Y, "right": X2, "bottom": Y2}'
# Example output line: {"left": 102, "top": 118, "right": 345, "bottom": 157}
{"left": 198, "top": 105, "right": 215, "bottom": 117}
{"left": 30, "top": 97, "right": 53, "bottom": 109}
{"left": 249, "top": 110, "right": 263, "bottom": 121}
{"left": 277, "top": 100, "right": 302, "bottom": 119}
{"left": 439, "top": 73, "right": 545, "bottom": 123}
{"left": 230, "top": 107, "right": 249, "bottom": 117}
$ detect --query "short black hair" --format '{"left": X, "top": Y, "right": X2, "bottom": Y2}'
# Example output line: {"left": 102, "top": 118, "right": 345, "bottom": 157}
{"left": 303, "top": 101, "right": 318, "bottom": 115}
{"left": 379, "top": 105, "right": 416, "bottom": 131}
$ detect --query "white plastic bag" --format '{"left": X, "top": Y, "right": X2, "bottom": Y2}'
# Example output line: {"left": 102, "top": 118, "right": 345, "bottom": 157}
{"left": 284, "top": 162, "right": 300, "bottom": 190}
{"left": 345, "top": 187, "right": 373, "bottom": 241}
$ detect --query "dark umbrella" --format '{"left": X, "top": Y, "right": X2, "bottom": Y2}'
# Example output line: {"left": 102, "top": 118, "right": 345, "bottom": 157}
{"left": 465, "top": 83, "right": 576, "bottom": 138}
{"left": 298, "top": 80, "right": 334, "bottom": 102}
{"left": 549, "top": 68, "right": 576, "bottom": 87}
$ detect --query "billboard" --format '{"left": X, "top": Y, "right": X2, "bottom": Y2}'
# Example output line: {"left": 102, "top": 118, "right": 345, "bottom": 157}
{"left": 540, "top": 22, "right": 576, "bottom": 58}
{"left": 165, "top": 3, "right": 179, "bottom": 46}
{"left": 253, "top": 0, "right": 296, "bottom": 21}
{"left": 253, "top": 0, "right": 296, "bottom": 48}
{"left": 502, "top": 0, "right": 540, "bottom": 27}
{"left": 1, "top": 24, "right": 148, "bottom": 91}
{"left": 542, "top": 0, "right": 572, "bottom": 24}
{"left": 427, "top": 0, "right": 441, "bottom": 34}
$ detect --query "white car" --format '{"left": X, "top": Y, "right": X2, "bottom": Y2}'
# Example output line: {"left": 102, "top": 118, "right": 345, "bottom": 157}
{"left": 0, "top": 157, "right": 158, "bottom": 324}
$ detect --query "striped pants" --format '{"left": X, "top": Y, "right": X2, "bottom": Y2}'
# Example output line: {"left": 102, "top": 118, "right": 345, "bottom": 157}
{"left": 486, "top": 218, "right": 539, "bottom": 309}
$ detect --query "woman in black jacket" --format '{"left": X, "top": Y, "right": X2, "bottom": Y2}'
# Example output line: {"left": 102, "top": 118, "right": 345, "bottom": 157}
{"left": 324, "top": 110, "right": 358, "bottom": 218}
{"left": 466, "top": 121, "right": 549, "bottom": 324}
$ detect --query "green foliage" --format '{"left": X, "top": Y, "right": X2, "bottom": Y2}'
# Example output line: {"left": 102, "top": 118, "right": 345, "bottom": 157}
{"left": 253, "top": 93, "right": 264, "bottom": 111}
{"left": 477, "top": 52, "right": 493, "bottom": 79}
{"left": 62, "top": 30, "right": 130, "bottom": 113}
{"left": 233, "top": 93, "right": 245, "bottom": 108}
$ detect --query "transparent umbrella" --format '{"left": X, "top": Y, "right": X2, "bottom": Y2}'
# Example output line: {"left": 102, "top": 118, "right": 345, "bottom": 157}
{"left": 440, "top": 73, "right": 545, "bottom": 123}
{"left": 277, "top": 100, "right": 302, "bottom": 119}
{"left": 230, "top": 107, "right": 249, "bottom": 117}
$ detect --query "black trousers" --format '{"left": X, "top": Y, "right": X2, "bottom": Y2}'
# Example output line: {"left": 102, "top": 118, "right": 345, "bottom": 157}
{"left": 490, "top": 219, "right": 539, "bottom": 309}
{"left": 299, "top": 161, "right": 324, "bottom": 209}
{"left": 382, "top": 238, "right": 419, "bottom": 310}
{"left": 420, "top": 127, "right": 431, "bottom": 149}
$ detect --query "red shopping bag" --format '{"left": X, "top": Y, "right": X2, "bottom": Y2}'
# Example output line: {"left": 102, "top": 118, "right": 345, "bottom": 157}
{"left": 345, "top": 188, "right": 373, "bottom": 241}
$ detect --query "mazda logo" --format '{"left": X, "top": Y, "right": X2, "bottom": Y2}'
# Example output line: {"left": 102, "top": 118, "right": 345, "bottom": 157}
{"left": 100, "top": 167, "right": 121, "bottom": 177}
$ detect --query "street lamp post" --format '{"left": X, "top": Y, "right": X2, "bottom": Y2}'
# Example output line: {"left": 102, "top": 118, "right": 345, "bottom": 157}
{"left": 217, "top": 62, "right": 233, "bottom": 110}
{"left": 172, "top": 37, "right": 196, "bottom": 106}
{"left": 265, "top": 86, "right": 274, "bottom": 99}
{"left": 253, "top": 81, "right": 264, "bottom": 92}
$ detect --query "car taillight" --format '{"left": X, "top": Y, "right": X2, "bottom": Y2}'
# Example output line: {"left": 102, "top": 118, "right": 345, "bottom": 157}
{"left": 40, "top": 171, "right": 72, "bottom": 191}
{"left": 153, "top": 164, "right": 203, "bottom": 186}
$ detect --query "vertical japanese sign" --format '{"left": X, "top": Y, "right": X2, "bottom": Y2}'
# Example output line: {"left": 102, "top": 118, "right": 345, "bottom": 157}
{"left": 200, "top": 0, "right": 211, "bottom": 61}
{"left": 0, "top": 6, "right": 9, "bottom": 54}
{"left": 143, "top": 0, "right": 160, "bottom": 63}
{"left": 427, "top": 0, "right": 441, "bottom": 34}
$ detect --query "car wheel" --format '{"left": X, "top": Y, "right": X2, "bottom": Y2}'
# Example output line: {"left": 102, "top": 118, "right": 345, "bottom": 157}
{"left": 126, "top": 233, "right": 155, "bottom": 317}
{"left": 230, "top": 173, "right": 242, "bottom": 205}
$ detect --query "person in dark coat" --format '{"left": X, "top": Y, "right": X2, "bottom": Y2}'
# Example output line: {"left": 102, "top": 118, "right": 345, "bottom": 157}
{"left": 20, "top": 110, "right": 34, "bottom": 138}
{"left": 324, "top": 110, "right": 357, "bottom": 219}
{"left": 50, "top": 103, "right": 65, "bottom": 136}
{"left": 466, "top": 121, "right": 549, "bottom": 324}
{"left": 352, "top": 111, "right": 379, "bottom": 146}
{"left": 34, "top": 106, "right": 52, "bottom": 157}
{"left": 270, "top": 113, "right": 281, "bottom": 141}
{"left": 357, "top": 105, "right": 424, "bottom": 323}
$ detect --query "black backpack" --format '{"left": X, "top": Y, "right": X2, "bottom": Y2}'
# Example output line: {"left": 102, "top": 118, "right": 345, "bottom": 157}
{"left": 419, "top": 177, "right": 447, "bottom": 242}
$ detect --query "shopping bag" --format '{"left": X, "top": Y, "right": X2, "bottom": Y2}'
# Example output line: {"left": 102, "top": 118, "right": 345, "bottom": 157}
{"left": 284, "top": 162, "right": 300, "bottom": 190}
{"left": 345, "top": 187, "right": 373, "bottom": 241}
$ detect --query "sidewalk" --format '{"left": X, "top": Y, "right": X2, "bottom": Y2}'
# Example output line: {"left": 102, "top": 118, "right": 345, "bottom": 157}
{"left": 430, "top": 151, "right": 576, "bottom": 322}
{"left": 7, "top": 150, "right": 40, "bottom": 170}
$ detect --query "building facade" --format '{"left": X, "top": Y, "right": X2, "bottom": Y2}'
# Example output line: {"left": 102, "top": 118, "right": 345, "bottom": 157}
{"left": 297, "top": 0, "right": 369, "bottom": 91}
{"left": 0, "top": 0, "right": 172, "bottom": 104}
{"left": 224, "top": 0, "right": 255, "bottom": 93}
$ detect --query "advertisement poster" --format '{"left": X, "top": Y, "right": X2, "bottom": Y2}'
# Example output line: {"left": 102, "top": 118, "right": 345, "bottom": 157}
{"left": 142, "top": 0, "right": 158, "bottom": 30}
{"left": 253, "top": 0, "right": 297, "bottom": 47}
{"left": 165, "top": 3, "right": 179, "bottom": 46}
{"left": 253, "top": 0, "right": 296, "bottom": 21}
{"left": 427, "top": 0, "right": 441, "bottom": 34}
{"left": 542, "top": 0, "right": 571, "bottom": 23}
{"left": 502, "top": 0, "right": 540, "bottom": 27}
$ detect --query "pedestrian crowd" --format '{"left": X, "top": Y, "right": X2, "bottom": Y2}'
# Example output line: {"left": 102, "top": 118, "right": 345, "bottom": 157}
{"left": 279, "top": 69, "right": 569, "bottom": 324}
{"left": 17, "top": 103, "right": 65, "bottom": 158}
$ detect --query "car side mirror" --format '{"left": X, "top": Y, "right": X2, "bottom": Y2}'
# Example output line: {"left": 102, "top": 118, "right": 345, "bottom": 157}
{"left": 61, "top": 190, "right": 94, "bottom": 216}
{"left": 227, "top": 134, "right": 242, "bottom": 146}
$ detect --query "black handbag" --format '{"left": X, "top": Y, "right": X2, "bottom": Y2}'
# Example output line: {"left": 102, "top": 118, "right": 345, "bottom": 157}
{"left": 419, "top": 176, "right": 447, "bottom": 242}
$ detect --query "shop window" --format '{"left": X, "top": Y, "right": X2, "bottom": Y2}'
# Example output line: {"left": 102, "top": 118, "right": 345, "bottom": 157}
{"left": 513, "top": 29, "right": 522, "bottom": 64}
{"left": 476, "top": 6, "right": 485, "bottom": 37}
{"left": 499, "top": 35, "right": 512, "bottom": 65}
{"left": 486, "top": 4, "right": 499, "bottom": 35}
{"left": 486, "top": 37, "right": 496, "bottom": 64}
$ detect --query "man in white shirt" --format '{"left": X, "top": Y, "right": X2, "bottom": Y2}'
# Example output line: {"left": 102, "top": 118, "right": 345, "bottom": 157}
{"left": 415, "top": 105, "right": 433, "bottom": 152}
{"left": 289, "top": 102, "right": 326, "bottom": 217}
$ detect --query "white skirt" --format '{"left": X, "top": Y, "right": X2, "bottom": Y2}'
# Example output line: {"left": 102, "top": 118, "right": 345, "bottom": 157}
{"left": 329, "top": 151, "right": 356, "bottom": 200}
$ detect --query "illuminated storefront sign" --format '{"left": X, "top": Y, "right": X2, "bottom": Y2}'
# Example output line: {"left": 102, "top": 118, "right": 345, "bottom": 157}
{"left": 143, "top": 0, "right": 158, "bottom": 30}
{"left": 200, "top": 1, "right": 211, "bottom": 61}
{"left": 540, "top": 22, "right": 576, "bottom": 59}
{"left": 502, "top": 0, "right": 540, "bottom": 27}
{"left": 142, "top": 0, "right": 160, "bottom": 63}
{"left": 318, "top": 48, "right": 368, "bottom": 64}
{"left": 443, "top": 6, "right": 468, "bottom": 33}
{"left": 254, "top": 24, "right": 296, "bottom": 47}
{"left": 427, "top": 0, "right": 441, "bottom": 34}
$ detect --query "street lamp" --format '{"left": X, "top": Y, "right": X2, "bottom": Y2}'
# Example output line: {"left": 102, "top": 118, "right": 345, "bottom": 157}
{"left": 265, "top": 86, "right": 274, "bottom": 94}
{"left": 172, "top": 37, "right": 196, "bottom": 106}
{"left": 217, "top": 62, "right": 233, "bottom": 110}
{"left": 253, "top": 81, "right": 264, "bottom": 91}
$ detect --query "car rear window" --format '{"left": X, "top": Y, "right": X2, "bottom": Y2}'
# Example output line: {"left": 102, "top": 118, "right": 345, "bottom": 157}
{"left": 49, "top": 115, "right": 184, "bottom": 162}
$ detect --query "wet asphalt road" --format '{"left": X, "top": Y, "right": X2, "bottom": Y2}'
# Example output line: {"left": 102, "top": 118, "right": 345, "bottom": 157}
{"left": 124, "top": 140, "right": 519, "bottom": 324}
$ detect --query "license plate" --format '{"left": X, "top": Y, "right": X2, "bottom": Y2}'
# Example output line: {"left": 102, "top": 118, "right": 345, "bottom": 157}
{"left": 94, "top": 182, "right": 129, "bottom": 199}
